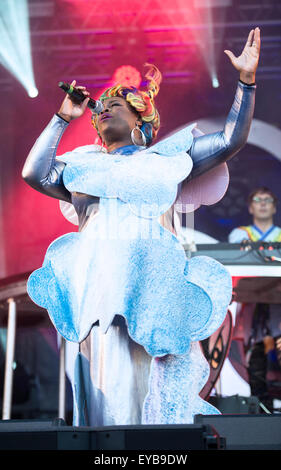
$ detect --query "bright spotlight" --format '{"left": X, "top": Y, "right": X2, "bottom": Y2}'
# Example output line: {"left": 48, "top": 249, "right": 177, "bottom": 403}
{"left": 212, "top": 77, "right": 220, "bottom": 88}
{"left": 0, "top": 0, "right": 38, "bottom": 97}
{"left": 28, "top": 87, "right": 39, "bottom": 98}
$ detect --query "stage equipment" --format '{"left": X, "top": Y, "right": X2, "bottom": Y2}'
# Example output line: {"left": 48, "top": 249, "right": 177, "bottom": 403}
{"left": 188, "top": 242, "right": 281, "bottom": 303}
{"left": 200, "top": 309, "right": 233, "bottom": 400}
{"left": 0, "top": 419, "right": 224, "bottom": 450}
{"left": 188, "top": 241, "right": 281, "bottom": 266}
{"left": 0, "top": 273, "right": 67, "bottom": 421}
{"left": 195, "top": 414, "right": 281, "bottom": 450}
{"left": 207, "top": 395, "right": 260, "bottom": 415}
{"left": 191, "top": 241, "right": 281, "bottom": 398}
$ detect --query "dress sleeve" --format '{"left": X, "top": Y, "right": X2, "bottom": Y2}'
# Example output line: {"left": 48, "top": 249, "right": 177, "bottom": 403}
{"left": 187, "top": 80, "right": 256, "bottom": 181}
{"left": 22, "top": 114, "right": 72, "bottom": 203}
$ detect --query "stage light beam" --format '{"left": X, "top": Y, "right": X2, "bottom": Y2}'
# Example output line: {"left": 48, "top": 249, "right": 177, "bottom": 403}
{"left": 212, "top": 77, "right": 220, "bottom": 88}
{"left": 194, "top": 0, "right": 230, "bottom": 88}
{"left": 0, "top": 0, "right": 38, "bottom": 97}
{"left": 174, "top": 0, "right": 229, "bottom": 88}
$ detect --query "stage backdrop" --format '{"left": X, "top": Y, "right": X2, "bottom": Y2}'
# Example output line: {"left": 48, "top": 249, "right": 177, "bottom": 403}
{"left": 1, "top": 75, "right": 280, "bottom": 279}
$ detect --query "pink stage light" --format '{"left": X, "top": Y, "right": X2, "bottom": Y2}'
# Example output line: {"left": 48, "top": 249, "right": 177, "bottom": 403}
{"left": 112, "top": 65, "right": 142, "bottom": 88}
{"left": 60, "top": 0, "right": 185, "bottom": 29}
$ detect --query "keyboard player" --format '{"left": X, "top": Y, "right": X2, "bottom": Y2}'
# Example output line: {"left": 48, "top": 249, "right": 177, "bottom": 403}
{"left": 228, "top": 186, "right": 281, "bottom": 412}
{"left": 228, "top": 186, "right": 281, "bottom": 243}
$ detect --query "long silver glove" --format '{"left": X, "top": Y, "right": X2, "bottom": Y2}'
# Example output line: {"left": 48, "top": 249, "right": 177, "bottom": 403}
{"left": 187, "top": 80, "right": 256, "bottom": 181}
{"left": 22, "top": 114, "right": 71, "bottom": 202}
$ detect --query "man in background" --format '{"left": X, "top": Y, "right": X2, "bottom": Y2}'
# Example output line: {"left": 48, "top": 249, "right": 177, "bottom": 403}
{"left": 229, "top": 187, "right": 281, "bottom": 412}
{"left": 229, "top": 186, "right": 281, "bottom": 243}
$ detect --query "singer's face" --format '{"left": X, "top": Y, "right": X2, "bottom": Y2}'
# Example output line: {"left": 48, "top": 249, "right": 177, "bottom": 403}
{"left": 97, "top": 97, "right": 142, "bottom": 144}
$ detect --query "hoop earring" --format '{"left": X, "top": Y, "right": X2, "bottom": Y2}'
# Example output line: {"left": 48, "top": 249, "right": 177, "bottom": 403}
{"left": 131, "top": 126, "right": 147, "bottom": 147}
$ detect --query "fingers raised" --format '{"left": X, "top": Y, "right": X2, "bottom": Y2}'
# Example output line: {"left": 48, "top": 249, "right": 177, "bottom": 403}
{"left": 245, "top": 27, "right": 261, "bottom": 51}
{"left": 246, "top": 29, "right": 254, "bottom": 47}
{"left": 253, "top": 27, "right": 261, "bottom": 52}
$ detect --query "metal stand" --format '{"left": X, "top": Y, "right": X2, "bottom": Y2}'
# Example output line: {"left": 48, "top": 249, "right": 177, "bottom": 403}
{"left": 2, "top": 298, "right": 16, "bottom": 420}
{"left": 215, "top": 376, "right": 221, "bottom": 396}
{"left": 58, "top": 336, "right": 66, "bottom": 420}
{"left": 0, "top": 275, "right": 67, "bottom": 421}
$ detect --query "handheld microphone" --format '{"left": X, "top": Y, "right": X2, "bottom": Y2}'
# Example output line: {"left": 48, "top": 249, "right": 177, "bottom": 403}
{"left": 58, "top": 82, "right": 103, "bottom": 113}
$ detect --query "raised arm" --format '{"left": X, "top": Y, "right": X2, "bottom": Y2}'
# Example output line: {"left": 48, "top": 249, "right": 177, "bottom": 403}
{"left": 187, "top": 27, "right": 260, "bottom": 180}
{"left": 22, "top": 80, "right": 90, "bottom": 202}
{"left": 187, "top": 80, "right": 256, "bottom": 179}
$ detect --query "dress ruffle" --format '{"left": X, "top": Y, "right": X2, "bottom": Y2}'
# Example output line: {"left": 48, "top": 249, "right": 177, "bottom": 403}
{"left": 27, "top": 210, "right": 232, "bottom": 355}
{"left": 143, "top": 342, "right": 221, "bottom": 424}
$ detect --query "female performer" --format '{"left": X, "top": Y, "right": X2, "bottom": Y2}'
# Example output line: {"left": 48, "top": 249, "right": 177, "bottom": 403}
{"left": 22, "top": 28, "right": 260, "bottom": 426}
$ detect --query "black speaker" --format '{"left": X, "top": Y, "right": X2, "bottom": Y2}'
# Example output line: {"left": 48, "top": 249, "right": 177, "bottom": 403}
{"left": 0, "top": 419, "right": 224, "bottom": 450}
{"left": 194, "top": 414, "right": 281, "bottom": 450}
{"left": 208, "top": 395, "right": 260, "bottom": 414}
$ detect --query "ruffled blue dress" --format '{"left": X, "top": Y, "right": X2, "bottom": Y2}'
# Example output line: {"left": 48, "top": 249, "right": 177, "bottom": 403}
{"left": 26, "top": 124, "right": 232, "bottom": 426}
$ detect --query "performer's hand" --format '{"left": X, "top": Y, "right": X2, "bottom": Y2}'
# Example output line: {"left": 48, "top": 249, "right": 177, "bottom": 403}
{"left": 57, "top": 80, "right": 90, "bottom": 122}
{"left": 224, "top": 27, "right": 261, "bottom": 84}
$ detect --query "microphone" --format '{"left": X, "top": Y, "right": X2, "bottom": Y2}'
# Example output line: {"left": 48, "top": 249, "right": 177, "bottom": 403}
{"left": 58, "top": 82, "right": 103, "bottom": 113}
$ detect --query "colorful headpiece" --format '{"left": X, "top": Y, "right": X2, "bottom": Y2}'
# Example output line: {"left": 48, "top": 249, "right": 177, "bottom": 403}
{"left": 91, "top": 64, "right": 162, "bottom": 146}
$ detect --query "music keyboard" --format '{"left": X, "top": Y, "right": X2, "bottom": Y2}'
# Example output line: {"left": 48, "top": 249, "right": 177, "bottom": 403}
{"left": 185, "top": 242, "right": 281, "bottom": 278}
{"left": 184, "top": 242, "right": 281, "bottom": 302}
{"left": 186, "top": 242, "right": 281, "bottom": 266}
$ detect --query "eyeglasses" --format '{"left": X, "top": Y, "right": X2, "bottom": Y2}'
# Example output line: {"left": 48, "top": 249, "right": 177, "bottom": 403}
{"left": 252, "top": 196, "right": 275, "bottom": 204}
